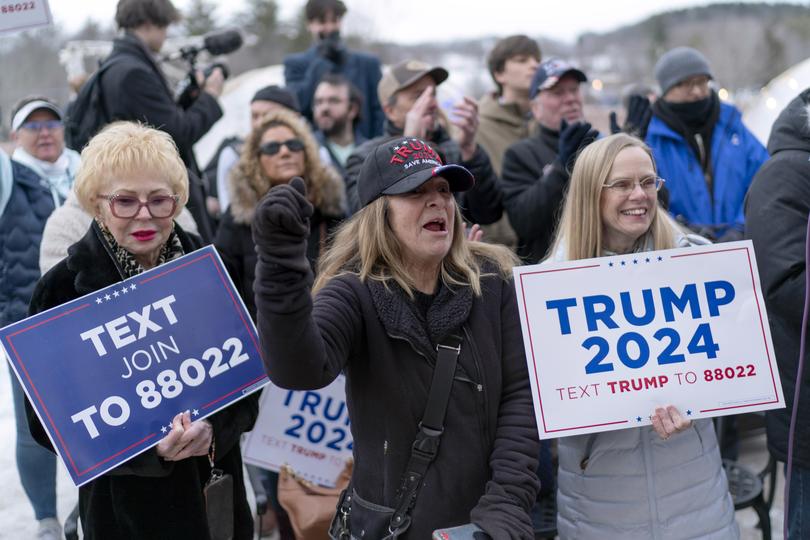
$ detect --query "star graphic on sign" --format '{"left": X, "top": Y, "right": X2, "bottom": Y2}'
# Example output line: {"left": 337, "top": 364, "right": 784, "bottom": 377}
{"left": 645, "top": 258, "right": 651, "bottom": 263}
{"left": 192, "top": 409, "right": 199, "bottom": 416}
{"left": 657, "top": 256, "right": 663, "bottom": 261}
{"left": 95, "top": 297, "right": 103, "bottom": 304}
{"left": 130, "top": 284, "right": 137, "bottom": 291}
{"left": 686, "top": 410, "right": 692, "bottom": 416}
{"left": 636, "top": 416, "right": 642, "bottom": 422}
{"left": 620, "top": 261, "right": 626, "bottom": 266}
{"left": 160, "top": 425, "right": 167, "bottom": 434}
{"left": 121, "top": 287, "right": 128, "bottom": 294}
{"left": 104, "top": 294, "right": 111, "bottom": 301}
{"left": 113, "top": 290, "right": 119, "bottom": 297}
{"left": 608, "top": 262, "right": 614, "bottom": 267}
{"left": 633, "top": 259, "right": 638, "bottom": 264}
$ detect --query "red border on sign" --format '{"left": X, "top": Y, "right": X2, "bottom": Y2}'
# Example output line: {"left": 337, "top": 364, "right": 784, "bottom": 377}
{"left": 517, "top": 246, "right": 778, "bottom": 435}
{"left": 4, "top": 250, "right": 263, "bottom": 479}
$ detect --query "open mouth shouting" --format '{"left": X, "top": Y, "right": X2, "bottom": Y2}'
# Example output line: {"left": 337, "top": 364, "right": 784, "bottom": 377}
{"left": 423, "top": 217, "right": 447, "bottom": 233}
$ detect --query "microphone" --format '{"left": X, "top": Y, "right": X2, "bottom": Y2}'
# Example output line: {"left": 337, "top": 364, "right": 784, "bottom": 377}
{"left": 163, "top": 29, "right": 243, "bottom": 62}
{"left": 202, "top": 29, "right": 243, "bottom": 56}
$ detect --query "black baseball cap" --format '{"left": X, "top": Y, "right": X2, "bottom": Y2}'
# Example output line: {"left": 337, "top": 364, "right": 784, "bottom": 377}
{"left": 529, "top": 58, "right": 587, "bottom": 99}
{"left": 358, "top": 136, "right": 474, "bottom": 207}
{"left": 251, "top": 85, "right": 300, "bottom": 113}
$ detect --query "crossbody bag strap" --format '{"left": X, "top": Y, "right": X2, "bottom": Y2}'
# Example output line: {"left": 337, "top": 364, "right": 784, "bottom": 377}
{"left": 388, "top": 334, "right": 463, "bottom": 534}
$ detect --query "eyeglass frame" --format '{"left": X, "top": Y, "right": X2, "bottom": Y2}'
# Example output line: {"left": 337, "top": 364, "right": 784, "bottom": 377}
{"left": 672, "top": 75, "right": 712, "bottom": 93}
{"left": 97, "top": 193, "right": 180, "bottom": 219}
{"left": 259, "top": 138, "right": 305, "bottom": 157}
{"left": 20, "top": 120, "right": 64, "bottom": 132}
{"left": 602, "top": 176, "right": 666, "bottom": 193}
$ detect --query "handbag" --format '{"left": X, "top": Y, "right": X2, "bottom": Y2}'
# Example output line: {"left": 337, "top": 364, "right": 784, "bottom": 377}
{"left": 279, "top": 460, "right": 353, "bottom": 540}
{"left": 204, "top": 468, "right": 234, "bottom": 540}
{"left": 329, "top": 335, "right": 463, "bottom": 539}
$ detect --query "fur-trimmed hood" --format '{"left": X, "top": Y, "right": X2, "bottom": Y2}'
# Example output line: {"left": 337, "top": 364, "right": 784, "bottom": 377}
{"left": 228, "top": 108, "right": 346, "bottom": 225}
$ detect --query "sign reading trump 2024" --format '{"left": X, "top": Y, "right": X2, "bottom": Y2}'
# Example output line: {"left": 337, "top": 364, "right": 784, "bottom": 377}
{"left": 514, "top": 240, "right": 784, "bottom": 440}
{"left": 243, "top": 375, "right": 353, "bottom": 488}
{"left": 1, "top": 246, "right": 268, "bottom": 486}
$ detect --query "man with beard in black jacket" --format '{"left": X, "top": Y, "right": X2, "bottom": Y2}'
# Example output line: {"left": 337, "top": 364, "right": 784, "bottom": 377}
{"left": 501, "top": 59, "right": 598, "bottom": 264}
{"left": 98, "top": 0, "right": 225, "bottom": 241}
{"left": 745, "top": 89, "right": 810, "bottom": 540}
{"left": 344, "top": 59, "right": 503, "bottom": 226}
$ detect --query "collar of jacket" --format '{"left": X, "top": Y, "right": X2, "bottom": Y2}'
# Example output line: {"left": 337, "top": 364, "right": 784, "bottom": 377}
{"left": 65, "top": 219, "right": 198, "bottom": 296}
{"left": 537, "top": 125, "right": 560, "bottom": 152}
{"left": 479, "top": 92, "right": 528, "bottom": 128}
{"left": 366, "top": 277, "right": 472, "bottom": 360}
{"left": 112, "top": 33, "right": 173, "bottom": 96}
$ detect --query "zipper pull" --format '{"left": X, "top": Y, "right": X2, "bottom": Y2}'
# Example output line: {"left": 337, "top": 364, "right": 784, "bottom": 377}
{"left": 476, "top": 384, "right": 483, "bottom": 392}
{"left": 383, "top": 439, "right": 388, "bottom": 455}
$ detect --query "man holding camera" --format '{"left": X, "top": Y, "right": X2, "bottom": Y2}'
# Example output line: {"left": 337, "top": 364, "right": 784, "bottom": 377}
{"left": 98, "top": 0, "right": 224, "bottom": 240}
{"left": 284, "top": 0, "right": 384, "bottom": 139}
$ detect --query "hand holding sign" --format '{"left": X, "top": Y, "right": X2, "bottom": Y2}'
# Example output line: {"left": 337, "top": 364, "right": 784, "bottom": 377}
{"left": 156, "top": 411, "right": 213, "bottom": 461}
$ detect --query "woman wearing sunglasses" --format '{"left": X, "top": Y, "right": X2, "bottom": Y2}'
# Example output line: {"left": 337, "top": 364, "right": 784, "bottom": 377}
{"left": 26, "top": 122, "right": 257, "bottom": 539}
{"left": 214, "top": 107, "right": 345, "bottom": 319}
{"left": 547, "top": 133, "right": 738, "bottom": 539}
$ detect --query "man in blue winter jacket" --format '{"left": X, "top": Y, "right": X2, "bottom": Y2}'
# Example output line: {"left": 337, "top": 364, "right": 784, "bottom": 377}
{"left": 646, "top": 46, "right": 768, "bottom": 241}
{"left": 283, "top": 0, "right": 384, "bottom": 139}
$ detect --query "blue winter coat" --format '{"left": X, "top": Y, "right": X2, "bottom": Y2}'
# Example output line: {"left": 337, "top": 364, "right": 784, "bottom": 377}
{"left": 284, "top": 46, "right": 384, "bottom": 139}
{"left": 646, "top": 102, "right": 768, "bottom": 235}
{"left": 0, "top": 161, "right": 56, "bottom": 328}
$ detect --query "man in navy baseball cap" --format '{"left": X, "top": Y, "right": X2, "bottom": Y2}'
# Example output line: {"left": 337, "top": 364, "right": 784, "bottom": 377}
{"left": 529, "top": 58, "right": 587, "bottom": 100}
{"left": 358, "top": 136, "right": 474, "bottom": 207}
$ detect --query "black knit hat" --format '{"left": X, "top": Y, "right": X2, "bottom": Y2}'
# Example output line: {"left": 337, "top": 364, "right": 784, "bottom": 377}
{"left": 358, "top": 136, "right": 474, "bottom": 207}
{"left": 251, "top": 85, "right": 300, "bottom": 113}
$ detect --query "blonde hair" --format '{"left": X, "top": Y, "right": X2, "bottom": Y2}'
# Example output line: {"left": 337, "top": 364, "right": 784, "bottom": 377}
{"left": 231, "top": 107, "right": 344, "bottom": 218}
{"left": 74, "top": 121, "right": 189, "bottom": 215}
{"left": 314, "top": 196, "right": 518, "bottom": 297}
{"left": 548, "top": 133, "right": 681, "bottom": 261}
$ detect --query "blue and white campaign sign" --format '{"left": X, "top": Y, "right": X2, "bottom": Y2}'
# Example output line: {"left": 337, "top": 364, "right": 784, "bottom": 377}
{"left": 514, "top": 240, "right": 784, "bottom": 440}
{"left": 0, "top": 0, "right": 51, "bottom": 35}
{"left": 1, "top": 246, "right": 268, "bottom": 486}
{"left": 243, "top": 376, "right": 352, "bottom": 487}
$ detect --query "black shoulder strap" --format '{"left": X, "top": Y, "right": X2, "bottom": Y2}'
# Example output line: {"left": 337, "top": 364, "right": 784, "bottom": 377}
{"left": 389, "top": 334, "right": 462, "bottom": 535}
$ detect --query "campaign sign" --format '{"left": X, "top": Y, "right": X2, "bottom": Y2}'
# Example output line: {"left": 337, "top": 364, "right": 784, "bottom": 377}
{"left": 0, "top": 0, "right": 51, "bottom": 35}
{"left": 1, "top": 246, "right": 268, "bottom": 486}
{"left": 243, "top": 375, "right": 352, "bottom": 487}
{"left": 514, "top": 240, "right": 784, "bottom": 440}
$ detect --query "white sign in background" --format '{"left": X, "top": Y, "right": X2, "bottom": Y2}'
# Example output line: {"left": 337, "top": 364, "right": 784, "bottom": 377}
{"left": 242, "top": 375, "right": 352, "bottom": 487}
{"left": 0, "top": 0, "right": 51, "bottom": 35}
{"left": 514, "top": 240, "right": 784, "bottom": 440}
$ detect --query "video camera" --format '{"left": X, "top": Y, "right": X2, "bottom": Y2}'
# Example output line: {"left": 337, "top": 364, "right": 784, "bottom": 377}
{"left": 167, "top": 29, "right": 243, "bottom": 109}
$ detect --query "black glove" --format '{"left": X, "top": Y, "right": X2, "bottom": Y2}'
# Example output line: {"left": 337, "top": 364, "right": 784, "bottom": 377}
{"left": 557, "top": 119, "right": 599, "bottom": 171}
{"left": 316, "top": 31, "right": 346, "bottom": 65}
{"left": 609, "top": 95, "right": 653, "bottom": 139}
{"left": 252, "top": 177, "right": 314, "bottom": 275}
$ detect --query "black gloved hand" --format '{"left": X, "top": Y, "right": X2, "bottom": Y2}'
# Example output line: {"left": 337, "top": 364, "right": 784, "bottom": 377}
{"left": 252, "top": 177, "right": 314, "bottom": 275}
{"left": 609, "top": 95, "right": 653, "bottom": 139}
{"left": 316, "top": 31, "right": 346, "bottom": 65}
{"left": 557, "top": 119, "right": 599, "bottom": 171}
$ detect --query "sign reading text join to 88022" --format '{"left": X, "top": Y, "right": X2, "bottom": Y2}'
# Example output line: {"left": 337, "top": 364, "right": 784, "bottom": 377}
{"left": 514, "top": 240, "right": 784, "bottom": 440}
{"left": 1, "top": 246, "right": 268, "bottom": 486}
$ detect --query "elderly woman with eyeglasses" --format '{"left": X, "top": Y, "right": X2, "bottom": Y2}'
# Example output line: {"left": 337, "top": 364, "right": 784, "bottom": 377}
{"left": 547, "top": 133, "right": 738, "bottom": 539}
{"left": 26, "top": 122, "right": 257, "bottom": 540}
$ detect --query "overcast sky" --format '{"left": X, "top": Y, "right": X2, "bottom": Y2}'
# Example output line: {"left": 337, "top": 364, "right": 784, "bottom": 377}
{"left": 48, "top": 0, "right": 761, "bottom": 44}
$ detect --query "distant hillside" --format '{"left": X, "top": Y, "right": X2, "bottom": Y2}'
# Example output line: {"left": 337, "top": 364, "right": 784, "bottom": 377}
{"left": 575, "top": 2, "right": 810, "bottom": 91}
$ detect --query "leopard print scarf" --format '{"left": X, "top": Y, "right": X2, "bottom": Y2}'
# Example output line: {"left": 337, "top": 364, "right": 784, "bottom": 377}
{"left": 95, "top": 218, "right": 185, "bottom": 279}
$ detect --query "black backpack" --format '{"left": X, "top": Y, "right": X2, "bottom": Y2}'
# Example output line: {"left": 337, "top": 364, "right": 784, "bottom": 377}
{"left": 64, "top": 57, "right": 122, "bottom": 152}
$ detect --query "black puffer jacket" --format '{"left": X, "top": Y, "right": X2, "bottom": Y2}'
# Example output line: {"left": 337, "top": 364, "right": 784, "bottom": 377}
{"left": 501, "top": 127, "right": 569, "bottom": 264}
{"left": 745, "top": 88, "right": 810, "bottom": 468}
{"left": 253, "top": 217, "right": 539, "bottom": 539}
{"left": 344, "top": 121, "right": 503, "bottom": 224}
{"left": 27, "top": 222, "right": 257, "bottom": 540}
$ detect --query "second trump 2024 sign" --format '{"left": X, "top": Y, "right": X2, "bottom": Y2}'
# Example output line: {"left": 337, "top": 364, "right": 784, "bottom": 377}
{"left": 513, "top": 240, "right": 784, "bottom": 439}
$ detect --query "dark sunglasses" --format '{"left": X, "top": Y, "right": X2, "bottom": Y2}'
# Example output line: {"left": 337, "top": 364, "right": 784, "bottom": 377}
{"left": 259, "top": 139, "right": 305, "bottom": 156}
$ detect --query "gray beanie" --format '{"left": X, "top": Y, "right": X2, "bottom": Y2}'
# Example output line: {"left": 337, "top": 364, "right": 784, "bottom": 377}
{"left": 654, "top": 47, "right": 713, "bottom": 96}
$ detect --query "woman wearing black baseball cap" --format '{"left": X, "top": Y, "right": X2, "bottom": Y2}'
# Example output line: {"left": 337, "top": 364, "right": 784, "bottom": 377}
{"left": 252, "top": 136, "right": 539, "bottom": 538}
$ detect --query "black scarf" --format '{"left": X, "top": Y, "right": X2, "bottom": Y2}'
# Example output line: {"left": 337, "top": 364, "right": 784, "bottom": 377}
{"left": 653, "top": 91, "right": 720, "bottom": 172}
